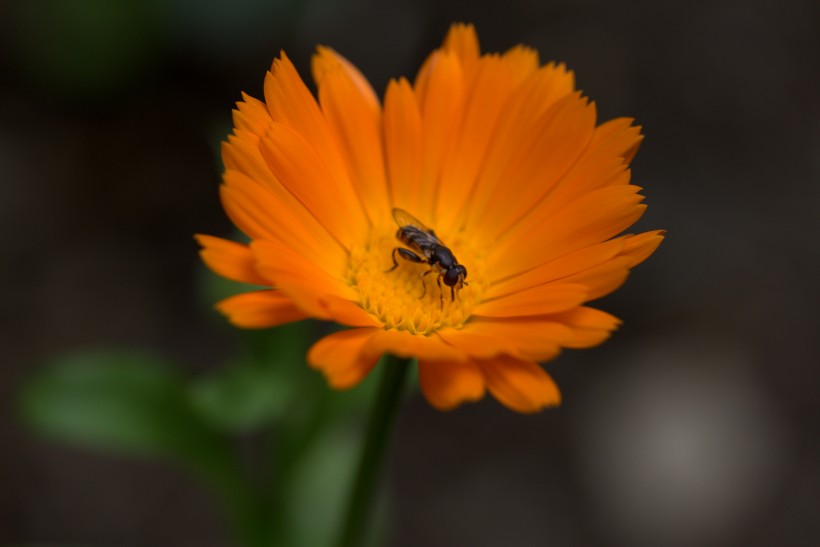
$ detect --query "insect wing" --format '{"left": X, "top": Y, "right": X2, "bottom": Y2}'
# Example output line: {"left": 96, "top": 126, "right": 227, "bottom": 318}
{"left": 392, "top": 208, "right": 431, "bottom": 233}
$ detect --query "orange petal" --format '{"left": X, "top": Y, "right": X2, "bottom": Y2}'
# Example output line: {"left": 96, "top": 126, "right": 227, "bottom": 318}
{"left": 220, "top": 170, "right": 347, "bottom": 269}
{"left": 264, "top": 53, "right": 352, "bottom": 191}
{"left": 219, "top": 178, "right": 278, "bottom": 242}
{"left": 555, "top": 231, "right": 665, "bottom": 300}
{"left": 314, "top": 49, "right": 389, "bottom": 225}
{"left": 232, "top": 93, "right": 271, "bottom": 136}
{"left": 383, "top": 78, "right": 423, "bottom": 213}
{"left": 231, "top": 93, "right": 267, "bottom": 132}
{"left": 311, "top": 46, "right": 380, "bottom": 116}
{"left": 493, "top": 185, "right": 646, "bottom": 279}
{"left": 490, "top": 231, "right": 663, "bottom": 304}
{"left": 195, "top": 234, "right": 270, "bottom": 286}
{"left": 502, "top": 45, "right": 540, "bottom": 84}
{"left": 543, "top": 306, "right": 621, "bottom": 349}
{"left": 307, "top": 328, "right": 381, "bottom": 388}
{"left": 363, "top": 329, "right": 467, "bottom": 362}
{"left": 488, "top": 118, "right": 638, "bottom": 252}
{"left": 259, "top": 122, "right": 367, "bottom": 248}
{"left": 620, "top": 230, "right": 666, "bottom": 267}
{"left": 415, "top": 51, "right": 465, "bottom": 220}
{"left": 478, "top": 355, "right": 561, "bottom": 413}
{"left": 418, "top": 359, "right": 485, "bottom": 410}
{"left": 524, "top": 120, "right": 642, "bottom": 221}
{"left": 550, "top": 305, "right": 621, "bottom": 330}
{"left": 486, "top": 238, "right": 625, "bottom": 298}
{"left": 252, "top": 240, "right": 380, "bottom": 327}
{"left": 473, "top": 283, "right": 588, "bottom": 318}
{"left": 216, "top": 290, "right": 308, "bottom": 329}
{"left": 436, "top": 327, "right": 512, "bottom": 360}
{"left": 251, "top": 239, "right": 365, "bottom": 323}
{"left": 505, "top": 62, "right": 575, "bottom": 122}
{"left": 491, "top": 160, "right": 628, "bottom": 257}
{"left": 442, "top": 22, "right": 480, "bottom": 74}
{"left": 435, "top": 55, "right": 521, "bottom": 231}
{"left": 438, "top": 318, "right": 570, "bottom": 362}
{"left": 479, "top": 95, "right": 596, "bottom": 237}
{"left": 320, "top": 294, "right": 384, "bottom": 328}
{"left": 221, "top": 132, "right": 277, "bottom": 188}
{"left": 559, "top": 329, "right": 612, "bottom": 349}
{"left": 589, "top": 117, "right": 643, "bottom": 164}
{"left": 547, "top": 185, "right": 646, "bottom": 247}
{"left": 461, "top": 64, "right": 577, "bottom": 231}
{"left": 562, "top": 257, "right": 632, "bottom": 301}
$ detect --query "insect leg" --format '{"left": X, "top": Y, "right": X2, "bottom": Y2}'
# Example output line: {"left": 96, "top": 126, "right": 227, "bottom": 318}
{"left": 419, "top": 269, "right": 435, "bottom": 299}
{"left": 451, "top": 286, "right": 455, "bottom": 301}
{"left": 437, "top": 275, "right": 444, "bottom": 310}
{"left": 397, "top": 248, "right": 425, "bottom": 263}
{"left": 386, "top": 247, "right": 424, "bottom": 272}
{"left": 455, "top": 280, "right": 468, "bottom": 302}
{"left": 386, "top": 248, "right": 400, "bottom": 272}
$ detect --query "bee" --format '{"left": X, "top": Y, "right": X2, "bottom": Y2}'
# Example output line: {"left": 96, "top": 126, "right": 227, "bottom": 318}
{"left": 387, "top": 207, "right": 468, "bottom": 306}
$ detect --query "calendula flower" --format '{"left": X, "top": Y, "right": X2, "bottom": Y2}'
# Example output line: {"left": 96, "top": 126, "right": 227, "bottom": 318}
{"left": 197, "top": 23, "right": 663, "bottom": 413}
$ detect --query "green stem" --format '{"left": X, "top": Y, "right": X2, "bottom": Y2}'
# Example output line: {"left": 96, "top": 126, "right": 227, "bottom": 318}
{"left": 337, "top": 355, "right": 412, "bottom": 547}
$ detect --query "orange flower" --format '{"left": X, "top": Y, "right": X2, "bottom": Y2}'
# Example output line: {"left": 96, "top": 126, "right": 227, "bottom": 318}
{"left": 197, "top": 23, "right": 664, "bottom": 413}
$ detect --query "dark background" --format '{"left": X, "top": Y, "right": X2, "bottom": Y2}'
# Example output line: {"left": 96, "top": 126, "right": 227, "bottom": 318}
{"left": 2, "top": 0, "right": 819, "bottom": 545}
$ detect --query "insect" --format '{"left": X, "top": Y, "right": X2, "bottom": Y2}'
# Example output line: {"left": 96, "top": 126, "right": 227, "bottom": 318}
{"left": 387, "top": 207, "right": 468, "bottom": 307}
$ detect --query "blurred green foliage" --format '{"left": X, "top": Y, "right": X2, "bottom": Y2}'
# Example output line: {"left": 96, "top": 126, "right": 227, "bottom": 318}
{"left": 10, "top": 0, "right": 399, "bottom": 541}
{"left": 10, "top": 0, "right": 304, "bottom": 99}
{"left": 14, "top": 0, "right": 158, "bottom": 97}
{"left": 17, "top": 259, "right": 403, "bottom": 546}
{"left": 21, "top": 349, "right": 216, "bottom": 459}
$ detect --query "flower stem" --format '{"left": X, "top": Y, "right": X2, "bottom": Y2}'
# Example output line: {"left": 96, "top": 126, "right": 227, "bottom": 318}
{"left": 337, "top": 355, "right": 411, "bottom": 547}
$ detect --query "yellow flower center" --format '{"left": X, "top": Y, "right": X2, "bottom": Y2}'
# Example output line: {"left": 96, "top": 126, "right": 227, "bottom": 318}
{"left": 346, "top": 222, "right": 487, "bottom": 335}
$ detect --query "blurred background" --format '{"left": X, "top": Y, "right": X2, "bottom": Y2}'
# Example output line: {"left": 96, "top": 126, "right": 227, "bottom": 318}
{"left": 2, "top": 0, "right": 818, "bottom": 545}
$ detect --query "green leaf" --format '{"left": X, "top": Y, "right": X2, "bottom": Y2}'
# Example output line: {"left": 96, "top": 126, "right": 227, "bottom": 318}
{"left": 283, "top": 424, "right": 361, "bottom": 547}
{"left": 243, "top": 319, "right": 314, "bottom": 371}
{"left": 189, "top": 320, "right": 316, "bottom": 432}
{"left": 19, "top": 349, "right": 218, "bottom": 461}
{"left": 275, "top": 360, "right": 399, "bottom": 547}
{"left": 17, "top": 349, "right": 262, "bottom": 538}
{"left": 189, "top": 363, "right": 291, "bottom": 432}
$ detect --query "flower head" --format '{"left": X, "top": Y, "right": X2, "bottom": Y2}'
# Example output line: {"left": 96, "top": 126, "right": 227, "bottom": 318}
{"left": 197, "top": 24, "right": 664, "bottom": 413}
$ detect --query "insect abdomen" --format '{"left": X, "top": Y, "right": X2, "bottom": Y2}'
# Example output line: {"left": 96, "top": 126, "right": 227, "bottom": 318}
{"left": 397, "top": 227, "right": 428, "bottom": 250}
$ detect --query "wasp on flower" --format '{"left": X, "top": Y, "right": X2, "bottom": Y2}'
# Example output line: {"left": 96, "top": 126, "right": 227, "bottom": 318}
{"left": 387, "top": 208, "right": 468, "bottom": 307}
{"left": 197, "top": 23, "right": 664, "bottom": 413}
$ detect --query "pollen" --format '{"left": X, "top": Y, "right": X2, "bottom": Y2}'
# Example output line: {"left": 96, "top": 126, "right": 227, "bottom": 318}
{"left": 346, "top": 223, "right": 487, "bottom": 335}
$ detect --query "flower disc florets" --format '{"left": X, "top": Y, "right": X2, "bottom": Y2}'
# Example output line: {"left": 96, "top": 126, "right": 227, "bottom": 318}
{"left": 347, "top": 223, "right": 487, "bottom": 335}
